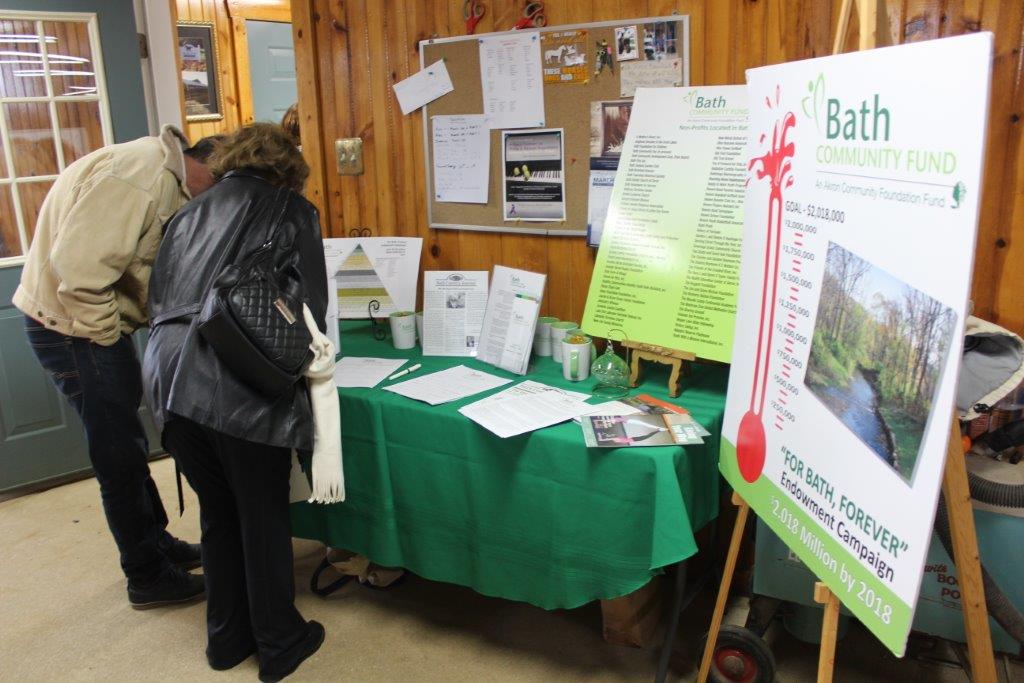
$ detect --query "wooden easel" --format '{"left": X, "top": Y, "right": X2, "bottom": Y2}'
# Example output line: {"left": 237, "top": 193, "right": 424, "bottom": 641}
{"left": 622, "top": 340, "right": 695, "bottom": 398}
{"left": 696, "top": 2, "right": 998, "bottom": 681}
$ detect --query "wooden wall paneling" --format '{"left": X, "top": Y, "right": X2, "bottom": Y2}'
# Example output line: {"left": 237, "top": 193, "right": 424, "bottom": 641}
{"left": 942, "top": 0, "right": 982, "bottom": 36}
{"left": 365, "top": 0, "right": 397, "bottom": 235}
{"left": 231, "top": 17, "right": 255, "bottom": 124}
{"left": 315, "top": 0, "right": 358, "bottom": 235}
{"left": 983, "top": 1, "right": 1024, "bottom": 330}
{"left": 307, "top": 0, "right": 1024, "bottom": 334}
{"left": 347, "top": 0, "right": 380, "bottom": 234}
{"left": 704, "top": 0, "right": 734, "bottom": 85}
{"left": 213, "top": 0, "right": 241, "bottom": 129}
{"left": 226, "top": 0, "right": 291, "bottom": 22}
{"left": 383, "top": 0, "right": 419, "bottom": 238}
{"left": 733, "top": 0, "right": 768, "bottom": 82}
{"left": 291, "top": 0, "right": 329, "bottom": 224}
{"left": 902, "top": 0, "right": 944, "bottom": 42}
{"left": 401, "top": 2, "right": 438, "bottom": 274}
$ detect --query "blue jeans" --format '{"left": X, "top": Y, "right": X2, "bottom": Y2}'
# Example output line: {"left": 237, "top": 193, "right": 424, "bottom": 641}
{"left": 24, "top": 316, "right": 172, "bottom": 584}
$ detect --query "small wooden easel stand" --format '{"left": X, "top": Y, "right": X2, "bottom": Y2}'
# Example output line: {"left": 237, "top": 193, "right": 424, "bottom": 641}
{"left": 696, "top": 2, "right": 998, "bottom": 681}
{"left": 622, "top": 340, "right": 695, "bottom": 398}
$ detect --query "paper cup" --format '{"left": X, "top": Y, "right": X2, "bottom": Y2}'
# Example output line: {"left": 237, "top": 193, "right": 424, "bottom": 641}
{"left": 550, "top": 321, "right": 578, "bottom": 362}
{"left": 389, "top": 311, "right": 417, "bottom": 349}
{"left": 415, "top": 311, "right": 424, "bottom": 345}
{"left": 562, "top": 335, "right": 592, "bottom": 382}
{"left": 533, "top": 316, "right": 558, "bottom": 357}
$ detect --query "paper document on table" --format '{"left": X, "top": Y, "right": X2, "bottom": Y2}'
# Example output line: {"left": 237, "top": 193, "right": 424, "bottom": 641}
{"left": 432, "top": 115, "right": 489, "bottom": 204}
{"left": 477, "top": 266, "right": 546, "bottom": 375}
{"left": 459, "top": 387, "right": 590, "bottom": 439}
{"left": 473, "top": 380, "right": 589, "bottom": 407}
{"left": 383, "top": 365, "right": 512, "bottom": 405}
{"left": 393, "top": 59, "right": 453, "bottom": 115}
{"left": 479, "top": 32, "right": 545, "bottom": 129}
{"left": 333, "top": 357, "right": 407, "bottom": 388}
{"left": 422, "top": 271, "right": 489, "bottom": 356}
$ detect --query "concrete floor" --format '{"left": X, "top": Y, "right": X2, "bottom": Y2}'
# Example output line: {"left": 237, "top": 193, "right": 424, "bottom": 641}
{"left": 1, "top": 457, "right": 1020, "bottom": 682}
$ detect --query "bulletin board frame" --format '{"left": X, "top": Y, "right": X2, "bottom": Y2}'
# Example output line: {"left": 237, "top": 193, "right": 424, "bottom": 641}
{"left": 420, "top": 15, "right": 690, "bottom": 236}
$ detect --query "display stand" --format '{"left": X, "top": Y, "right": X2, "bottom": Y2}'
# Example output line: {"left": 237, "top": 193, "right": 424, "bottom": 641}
{"left": 621, "top": 340, "right": 695, "bottom": 398}
{"left": 695, "top": 2, "right": 998, "bottom": 681}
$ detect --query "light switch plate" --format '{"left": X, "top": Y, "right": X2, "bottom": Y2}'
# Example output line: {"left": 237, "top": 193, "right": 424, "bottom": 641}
{"left": 335, "top": 138, "right": 363, "bottom": 175}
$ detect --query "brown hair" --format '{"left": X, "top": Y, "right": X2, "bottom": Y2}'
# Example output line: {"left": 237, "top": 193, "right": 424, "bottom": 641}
{"left": 281, "top": 103, "right": 300, "bottom": 142}
{"left": 207, "top": 122, "right": 308, "bottom": 192}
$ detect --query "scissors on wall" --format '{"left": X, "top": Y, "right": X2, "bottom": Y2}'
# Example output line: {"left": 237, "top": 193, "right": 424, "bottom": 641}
{"left": 464, "top": 0, "right": 485, "bottom": 35}
{"left": 513, "top": 1, "right": 546, "bottom": 30}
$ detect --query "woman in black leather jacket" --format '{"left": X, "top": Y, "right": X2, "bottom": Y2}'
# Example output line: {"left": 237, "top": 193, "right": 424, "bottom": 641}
{"left": 143, "top": 123, "right": 328, "bottom": 681}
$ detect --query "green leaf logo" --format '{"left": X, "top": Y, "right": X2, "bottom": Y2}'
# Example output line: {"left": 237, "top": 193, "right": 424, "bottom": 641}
{"left": 952, "top": 181, "right": 966, "bottom": 209}
{"left": 682, "top": 89, "right": 698, "bottom": 106}
{"left": 801, "top": 73, "right": 826, "bottom": 132}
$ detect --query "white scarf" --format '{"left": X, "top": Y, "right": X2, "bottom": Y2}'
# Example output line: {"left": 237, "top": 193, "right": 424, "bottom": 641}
{"left": 301, "top": 303, "right": 345, "bottom": 503}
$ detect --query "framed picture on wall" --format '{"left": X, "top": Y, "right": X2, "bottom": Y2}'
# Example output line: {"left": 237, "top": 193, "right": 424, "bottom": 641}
{"left": 177, "top": 21, "right": 222, "bottom": 121}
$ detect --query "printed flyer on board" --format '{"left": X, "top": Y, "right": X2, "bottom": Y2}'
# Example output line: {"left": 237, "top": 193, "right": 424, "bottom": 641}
{"left": 581, "top": 85, "right": 748, "bottom": 362}
{"left": 720, "top": 33, "right": 992, "bottom": 656}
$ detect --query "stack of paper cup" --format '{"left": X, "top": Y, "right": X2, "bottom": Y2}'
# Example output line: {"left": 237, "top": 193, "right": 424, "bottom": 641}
{"left": 550, "top": 321, "right": 578, "bottom": 362}
{"left": 533, "top": 316, "right": 558, "bottom": 357}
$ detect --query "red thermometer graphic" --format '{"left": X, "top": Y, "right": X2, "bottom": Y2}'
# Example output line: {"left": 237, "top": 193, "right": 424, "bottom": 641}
{"left": 737, "top": 86, "right": 796, "bottom": 483}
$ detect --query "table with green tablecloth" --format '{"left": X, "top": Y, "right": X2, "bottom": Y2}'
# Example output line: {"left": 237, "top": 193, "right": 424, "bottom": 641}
{"left": 290, "top": 321, "right": 729, "bottom": 610}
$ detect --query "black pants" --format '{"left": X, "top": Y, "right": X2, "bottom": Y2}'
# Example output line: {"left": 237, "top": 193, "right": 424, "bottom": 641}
{"left": 162, "top": 418, "right": 307, "bottom": 668}
{"left": 24, "top": 317, "right": 171, "bottom": 584}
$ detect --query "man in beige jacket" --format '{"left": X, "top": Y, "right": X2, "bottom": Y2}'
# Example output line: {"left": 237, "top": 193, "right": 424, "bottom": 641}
{"left": 15, "top": 125, "right": 219, "bottom": 609}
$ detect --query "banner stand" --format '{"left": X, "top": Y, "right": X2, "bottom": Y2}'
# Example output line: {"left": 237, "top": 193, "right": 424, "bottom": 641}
{"left": 695, "top": 2, "right": 998, "bottom": 681}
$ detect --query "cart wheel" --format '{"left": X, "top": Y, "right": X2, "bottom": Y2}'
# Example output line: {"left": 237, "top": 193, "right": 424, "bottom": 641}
{"left": 701, "top": 625, "right": 776, "bottom": 683}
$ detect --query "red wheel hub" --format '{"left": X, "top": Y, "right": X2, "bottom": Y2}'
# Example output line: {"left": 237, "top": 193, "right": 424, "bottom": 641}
{"left": 714, "top": 646, "right": 759, "bottom": 683}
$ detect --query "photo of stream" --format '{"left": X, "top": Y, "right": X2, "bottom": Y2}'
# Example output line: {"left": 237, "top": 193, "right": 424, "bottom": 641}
{"left": 805, "top": 243, "right": 957, "bottom": 485}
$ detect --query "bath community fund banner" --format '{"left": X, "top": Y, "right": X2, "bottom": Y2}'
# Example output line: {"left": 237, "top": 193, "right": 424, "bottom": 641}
{"left": 721, "top": 33, "right": 992, "bottom": 656}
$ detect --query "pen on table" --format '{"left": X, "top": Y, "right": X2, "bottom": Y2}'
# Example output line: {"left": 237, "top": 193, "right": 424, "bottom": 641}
{"left": 388, "top": 363, "right": 422, "bottom": 381}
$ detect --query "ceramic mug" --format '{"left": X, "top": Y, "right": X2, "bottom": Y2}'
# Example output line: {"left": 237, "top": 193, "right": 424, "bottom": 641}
{"left": 550, "top": 321, "right": 578, "bottom": 362}
{"left": 566, "top": 327, "right": 598, "bottom": 357}
{"left": 533, "top": 316, "right": 559, "bottom": 357}
{"left": 415, "top": 311, "right": 424, "bottom": 345}
{"left": 562, "top": 334, "right": 592, "bottom": 382}
{"left": 389, "top": 311, "right": 417, "bottom": 350}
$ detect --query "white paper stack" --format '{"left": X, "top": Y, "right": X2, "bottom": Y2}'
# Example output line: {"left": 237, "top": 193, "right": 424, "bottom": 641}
{"left": 459, "top": 381, "right": 591, "bottom": 439}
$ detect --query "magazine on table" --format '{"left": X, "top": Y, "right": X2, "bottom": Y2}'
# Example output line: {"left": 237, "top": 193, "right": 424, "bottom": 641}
{"left": 581, "top": 413, "right": 709, "bottom": 448}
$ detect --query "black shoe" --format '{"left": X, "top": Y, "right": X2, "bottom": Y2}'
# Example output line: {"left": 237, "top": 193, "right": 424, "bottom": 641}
{"left": 258, "top": 621, "right": 325, "bottom": 682}
{"left": 159, "top": 536, "right": 202, "bottom": 571}
{"left": 128, "top": 566, "right": 206, "bottom": 610}
{"left": 208, "top": 644, "right": 257, "bottom": 671}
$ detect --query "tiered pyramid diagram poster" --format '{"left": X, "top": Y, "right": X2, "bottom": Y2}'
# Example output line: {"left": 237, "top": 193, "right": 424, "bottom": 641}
{"left": 323, "top": 237, "right": 423, "bottom": 318}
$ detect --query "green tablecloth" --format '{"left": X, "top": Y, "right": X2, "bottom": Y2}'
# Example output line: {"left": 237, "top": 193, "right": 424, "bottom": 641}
{"left": 291, "top": 321, "right": 728, "bottom": 610}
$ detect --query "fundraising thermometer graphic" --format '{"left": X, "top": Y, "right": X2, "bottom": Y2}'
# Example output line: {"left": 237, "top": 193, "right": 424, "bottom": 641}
{"left": 737, "top": 86, "right": 796, "bottom": 483}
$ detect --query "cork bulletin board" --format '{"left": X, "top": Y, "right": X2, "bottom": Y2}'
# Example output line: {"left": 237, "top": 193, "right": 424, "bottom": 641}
{"left": 421, "top": 16, "right": 690, "bottom": 236}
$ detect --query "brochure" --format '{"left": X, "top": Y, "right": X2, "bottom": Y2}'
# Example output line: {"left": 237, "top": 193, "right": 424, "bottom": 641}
{"left": 581, "top": 413, "right": 708, "bottom": 448}
{"left": 477, "top": 266, "right": 546, "bottom": 375}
